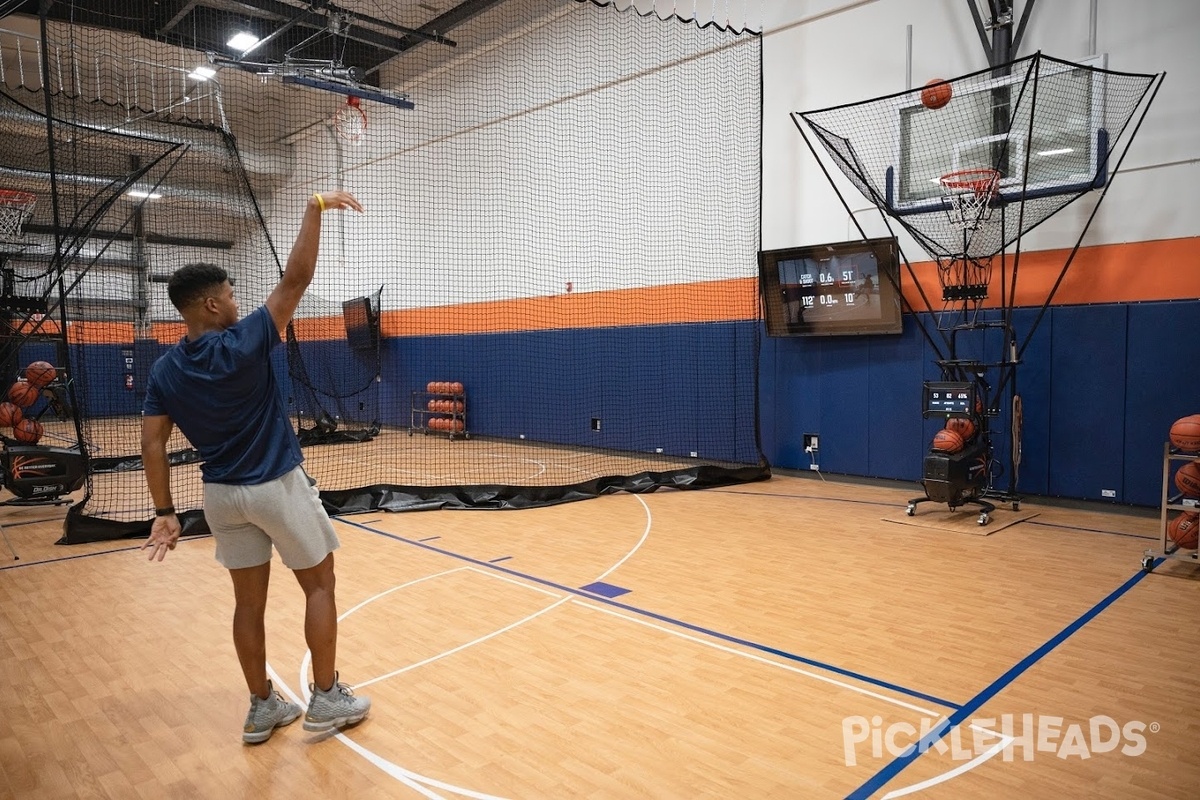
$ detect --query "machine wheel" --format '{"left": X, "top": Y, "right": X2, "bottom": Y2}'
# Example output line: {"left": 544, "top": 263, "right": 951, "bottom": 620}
{"left": 978, "top": 513, "right": 990, "bottom": 526}
{"left": 905, "top": 504, "right": 915, "bottom": 517}
{"left": 1141, "top": 554, "right": 1155, "bottom": 573}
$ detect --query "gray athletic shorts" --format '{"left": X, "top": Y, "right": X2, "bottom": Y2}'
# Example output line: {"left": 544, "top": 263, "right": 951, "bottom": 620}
{"left": 204, "top": 465, "right": 340, "bottom": 571}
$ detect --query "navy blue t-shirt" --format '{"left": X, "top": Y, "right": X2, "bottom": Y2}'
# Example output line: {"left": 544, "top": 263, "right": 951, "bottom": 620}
{"left": 143, "top": 306, "right": 302, "bottom": 485}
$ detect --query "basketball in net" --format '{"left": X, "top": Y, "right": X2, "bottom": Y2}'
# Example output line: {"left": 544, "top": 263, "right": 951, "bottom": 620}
{"left": 0, "top": 189, "right": 37, "bottom": 241}
{"left": 333, "top": 96, "right": 367, "bottom": 144}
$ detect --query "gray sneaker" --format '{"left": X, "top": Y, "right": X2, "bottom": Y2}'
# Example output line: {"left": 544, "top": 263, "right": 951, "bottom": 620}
{"left": 243, "top": 682, "right": 302, "bottom": 744}
{"left": 304, "top": 672, "right": 371, "bottom": 732}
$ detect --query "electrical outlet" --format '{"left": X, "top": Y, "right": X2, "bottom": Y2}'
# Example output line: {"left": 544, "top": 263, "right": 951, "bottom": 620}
{"left": 809, "top": 463, "right": 820, "bottom": 471}
{"left": 1101, "top": 489, "right": 1116, "bottom": 498}
{"left": 803, "top": 433, "right": 819, "bottom": 450}
{"left": 591, "top": 418, "right": 601, "bottom": 431}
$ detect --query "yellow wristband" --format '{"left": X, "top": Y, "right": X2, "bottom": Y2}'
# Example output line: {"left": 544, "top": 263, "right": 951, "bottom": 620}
{"left": 314, "top": 193, "right": 326, "bottom": 212}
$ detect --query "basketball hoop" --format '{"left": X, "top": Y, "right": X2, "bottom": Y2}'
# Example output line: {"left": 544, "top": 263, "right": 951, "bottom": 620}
{"left": 333, "top": 96, "right": 367, "bottom": 144}
{"left": 0, "top": 190, "right": 37, "bottom": 243}
{"left": 939, "top": 168, "right": 1000, "bottom": 229}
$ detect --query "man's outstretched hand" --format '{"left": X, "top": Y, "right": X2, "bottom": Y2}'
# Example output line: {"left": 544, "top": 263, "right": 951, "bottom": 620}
{"left": 313, "top": 190, "right": 364, "bottom": 213}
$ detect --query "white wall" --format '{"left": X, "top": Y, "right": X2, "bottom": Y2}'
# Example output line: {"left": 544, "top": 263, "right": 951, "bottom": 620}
{"left": 760, "top": 0, "right": 1200, "bottom": 253}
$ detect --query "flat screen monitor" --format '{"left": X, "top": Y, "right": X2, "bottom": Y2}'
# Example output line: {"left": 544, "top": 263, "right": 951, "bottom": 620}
{"left": 922, "top": 381, "right": 976, "bottom": 418}
{"left": 342, "top": 296, "right": 379, "bottom": 352}
{"left": 758, "top": 237, "right": 903, "bottom": 337}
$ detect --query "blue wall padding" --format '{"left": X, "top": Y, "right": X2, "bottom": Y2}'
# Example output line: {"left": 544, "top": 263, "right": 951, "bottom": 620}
{"left": 1047, "top": 305, "right": 1128, "bottom": 500}
{"left": 1125, "top": 302, "right": 1200, "bottom": 504}
{"left": 73, "top": 297, "right": 1195, "bottom": 508}
{"left": 759, "top": 299, "right": 1196, "bottom": 507}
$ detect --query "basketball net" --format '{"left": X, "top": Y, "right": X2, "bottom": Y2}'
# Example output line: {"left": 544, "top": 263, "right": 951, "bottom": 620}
{"left": 0, "top": 189, "right": 37, "bottom": 243}
{"left": 939, "top": 168, "right": 1000, "bottom": 231}
{"left": 333, "top": 96, "right": 367, "bottom": 144}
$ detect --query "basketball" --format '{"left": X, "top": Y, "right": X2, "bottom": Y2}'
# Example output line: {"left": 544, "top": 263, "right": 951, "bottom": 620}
{"left": 931, "top": 428, "right": 964, "bottom": 453}
{"left": 921, "top": 78, "right": 952, "bottom": 110}
{"left": 0, "top": 401, "right": 22, "bottom": 428}
{"left": 945, "top": 417, "right": 975, "bottom": 441}
{"left": 426, "top": 381, "right": 438, "bottom": 393}
{"left": 450, "top": 381, "right": 464, "bottom": 395}
{"left": 1167, "top": 512, "right": 1199, "bottom": 550}
{"left": 8, "top": 380, "right": 39, "bottom": 408}
{"left": 1169, "top": 414, "right": 1200, "bottom": 452}
{"left": 1175, "top": 460, "right": 1200, "bottom": 497}
{"left": 25, "top": 360, "right": 56, "bottom": 387}
{"left": 13, "top": 417, "right": 43, "bottom": 444}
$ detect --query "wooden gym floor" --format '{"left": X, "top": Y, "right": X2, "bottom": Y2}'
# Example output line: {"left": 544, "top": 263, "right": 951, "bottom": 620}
{"left": 1, "top": 469, "right": 1198, "bottom": 799}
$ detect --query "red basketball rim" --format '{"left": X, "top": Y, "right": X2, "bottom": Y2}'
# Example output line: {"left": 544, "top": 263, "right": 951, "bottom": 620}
{"left": 939, "top": 168, "right": 1001, "bottom": 197}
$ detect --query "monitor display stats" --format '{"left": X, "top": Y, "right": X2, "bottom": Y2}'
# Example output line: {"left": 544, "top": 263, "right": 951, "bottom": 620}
{"left": 759, "top": 237, "right": 902, "bottom": 337}
{"left": 924, "top": 382, "right": 975, "bottom": 416}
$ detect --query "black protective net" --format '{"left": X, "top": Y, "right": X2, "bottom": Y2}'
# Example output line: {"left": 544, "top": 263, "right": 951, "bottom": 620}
{"left": 0, "top": 0, "right": 765, "bottom": 541}
{"left": 795, "top": 53, "right": 1157, "bottom": 316}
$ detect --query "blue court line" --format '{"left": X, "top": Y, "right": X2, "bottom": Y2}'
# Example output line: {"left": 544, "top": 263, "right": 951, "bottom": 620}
{"left": 1025, "top": 519, "right": 1157, "bottom": 541}
{"left": 335, "top": 517, "right": 961, "bottom": 711}
{"left": 0, "top": 534, "right": 212, "bottom": 571}
{"left": 844, "top": 563, "right": 1157, "bottom": 800}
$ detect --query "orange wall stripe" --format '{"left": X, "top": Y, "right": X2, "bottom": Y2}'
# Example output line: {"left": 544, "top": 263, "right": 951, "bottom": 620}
{"left": 379, "top": 277, "right": 760, "bottom": 337}
{"left": 63, "top": 238, "right": 1197, "bottom": 344}
{"left": 901, "top": 236, "right": 1200, "bottom": 311}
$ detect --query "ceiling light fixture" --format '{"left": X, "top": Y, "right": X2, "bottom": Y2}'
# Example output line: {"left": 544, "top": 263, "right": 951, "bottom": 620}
{"left": 188, "top": 66, "right": 216, "bottom": 81}
{"left": 127, "top": 189, "right": 162, "bottom": 200}
{"left": 227, "top": 32, "right": 260, "bottom": 51}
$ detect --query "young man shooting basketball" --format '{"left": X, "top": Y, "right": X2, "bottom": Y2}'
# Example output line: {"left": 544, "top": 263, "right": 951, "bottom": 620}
{"left": 140, "top": 190, "right": 371, "bottom": 743}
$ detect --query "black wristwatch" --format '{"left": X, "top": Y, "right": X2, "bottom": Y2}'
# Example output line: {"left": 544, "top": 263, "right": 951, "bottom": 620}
{"left": 155, "top": 506, "right": 176, "bottom": 517}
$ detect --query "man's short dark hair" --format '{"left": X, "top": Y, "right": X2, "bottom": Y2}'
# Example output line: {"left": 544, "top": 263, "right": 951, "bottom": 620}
{"left": 168, "top": 263, "right": 229, "bottom": 310}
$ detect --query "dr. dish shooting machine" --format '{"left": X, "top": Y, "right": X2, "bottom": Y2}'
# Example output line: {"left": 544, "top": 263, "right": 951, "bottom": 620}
{"left": 0, "top": 189, "right": 86, "bottom": 560}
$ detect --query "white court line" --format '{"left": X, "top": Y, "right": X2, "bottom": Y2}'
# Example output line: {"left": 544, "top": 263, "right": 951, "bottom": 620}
{"left": 353, "top": 596, "right": 570, "bottom": 690}
{"left": 266, "top": 664, "right": 448, "bottom": 800}
{"left": 592, "top": 493, "right": 651, "bottom": 582}
{"left": 463, "top": 565, "right": 565, "bottom": 598}
{"left": 882, "top": 726, "right": 1015, "bottom": 799}
{"left": 298, "top": 567, "right": 468, "bottom": 698}
{"left": 575, "top": 601, "right": 1017, "bottom": 795}
{"left": 576, "top": 600, "right": 940, "bottom": 717}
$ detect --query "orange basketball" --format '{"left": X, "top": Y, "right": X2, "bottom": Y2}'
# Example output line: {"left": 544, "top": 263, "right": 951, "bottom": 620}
{"left": 1175, "top": 461, "right": 1200, "bottom": 497}
{"left": 7, "top": 380, "right": 38, "bottom": 408}
{"left": 25, "top": 360, "right": 56, "bottom": 388}
{"left": 449, "top": 418, "right": 464, "bottom": 433}
{"left": 931, "top": 428, "right": 964, "bottom": 453}
{"left": 449, "top": 381, "right": 464, "bottom": 395}
{"left": 1169, "top": 414, "right": 1200, "bottom": 452}
{"left": 921, "top": 79, "right": 952, "bottom": 110}
{"left": 13, "top": 417, "right": 43, "bottom": 444}
{"left": 0, "top": 401, "right": 21, "bottom": 428}
{"left": 425, "top": 381, "right": 437, "bottom": 393}
{"left": 945, "top": 417, "right": 975, "bottom": 441}
{"left": 1167, "top": 512, "right": 1199, "bottom": 550}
